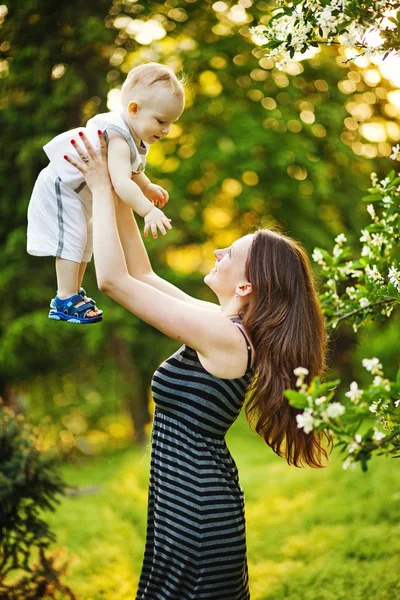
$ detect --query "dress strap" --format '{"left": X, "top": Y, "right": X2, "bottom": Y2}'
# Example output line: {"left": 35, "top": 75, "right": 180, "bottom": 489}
{"left": 230, "top": 318, "right": 252, "bottom": 372}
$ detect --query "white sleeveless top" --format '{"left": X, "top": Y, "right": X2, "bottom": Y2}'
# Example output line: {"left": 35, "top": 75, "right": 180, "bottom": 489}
{"left": 43, "top": 112, "right": 149, "bottom": 200}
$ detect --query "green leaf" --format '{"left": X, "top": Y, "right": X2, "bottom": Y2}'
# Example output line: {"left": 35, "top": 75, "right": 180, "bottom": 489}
{"left": 312, "top": 379, "right": 341, "bottom": 397}
{"left": 365, "top": 224, "right": 385, "bottom": 232}
{"left": 362, "top": 194, "right": 382, "bottom": 202}
{"left": 396, "top": 368, "right": 400, "bottom": 384}
{"left": 284, "top": 390, "right": 309, "bottom": 409}
{"left": 266, "top": 40, "right": 284, "bottom": 49}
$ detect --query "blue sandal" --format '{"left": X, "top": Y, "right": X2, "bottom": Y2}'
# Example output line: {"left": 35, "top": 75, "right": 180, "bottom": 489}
{"left": 78, "top": 287, "right": 103, "bottom": 316}
{"left": 48, "top": 293, "right": 103, "bottom": 324}
{"left": 50, "top": 287, "right": 103, "bottom": 316}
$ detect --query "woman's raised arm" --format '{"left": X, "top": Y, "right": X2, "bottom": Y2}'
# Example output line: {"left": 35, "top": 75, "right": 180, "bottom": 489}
{"left": 114, "top": 179, "right": 219, "bottom": 312}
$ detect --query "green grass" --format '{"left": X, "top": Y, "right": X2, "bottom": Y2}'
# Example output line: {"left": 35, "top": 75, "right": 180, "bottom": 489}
{"left": 47, "top": 412, "right": 400, "bottom": 600}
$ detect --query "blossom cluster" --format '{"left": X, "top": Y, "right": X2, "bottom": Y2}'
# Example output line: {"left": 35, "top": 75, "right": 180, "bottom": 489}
{"left": 287, "top": 360, "right": 400, "bottom": 472}
{"left": 288, "top": 150, "right": 400, "bottom": 471}
{"left": 251, "top": 1, "right": 400, "bottom": 68}
{"left": 311, "top": 155, "right": 400, "bottom": 334}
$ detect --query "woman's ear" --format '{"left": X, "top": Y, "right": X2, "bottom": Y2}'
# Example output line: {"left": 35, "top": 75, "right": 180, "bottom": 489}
{"left": 236, "top": 283, "right": 252, "bottom": 298}
{"left": 127, "top": 101, "right": 139, "bottom": 119}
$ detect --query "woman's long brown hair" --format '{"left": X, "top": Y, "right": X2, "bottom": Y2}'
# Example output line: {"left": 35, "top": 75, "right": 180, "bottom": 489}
{"left": 241, "top": 229, "right": 331, "bottom": 468}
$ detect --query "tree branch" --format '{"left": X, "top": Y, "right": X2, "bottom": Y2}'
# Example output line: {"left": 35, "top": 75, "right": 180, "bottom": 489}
{"left": 327, "top": 298, "right": 394, "bottom": 328}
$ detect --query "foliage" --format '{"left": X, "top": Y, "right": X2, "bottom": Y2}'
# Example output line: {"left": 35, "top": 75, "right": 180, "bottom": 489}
{"left": 312, "top": 164, "right": 400, "bottom": 332}
{"left": 0, "top": 403, "right": 74, "bottom": 599}
{"left": 288, "top": 165, "right": 400, "bottom": 470}
{"left": 251, "top": 0, "right": 400, "bottom": 68}
{"left": 250, "top": 1, "right": 400, "bottom": 469}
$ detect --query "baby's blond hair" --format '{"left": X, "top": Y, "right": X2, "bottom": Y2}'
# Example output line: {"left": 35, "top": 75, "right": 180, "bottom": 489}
{"left": 121, "top": 62, "right": 184, "bottom": 106}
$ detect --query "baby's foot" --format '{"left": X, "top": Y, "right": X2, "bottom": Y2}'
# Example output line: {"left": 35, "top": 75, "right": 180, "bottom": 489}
{"left": 78, "top": 287, "right": 103, "bottom": 316}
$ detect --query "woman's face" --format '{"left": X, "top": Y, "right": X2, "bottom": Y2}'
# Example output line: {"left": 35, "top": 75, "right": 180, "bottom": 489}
{"left": 204, "top": 234, "right": 254, "bottom": 299}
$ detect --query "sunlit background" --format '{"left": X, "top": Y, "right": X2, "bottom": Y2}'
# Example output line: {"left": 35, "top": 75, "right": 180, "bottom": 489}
{"left": 1, "top": 2, "right": 400, "bottom": 599}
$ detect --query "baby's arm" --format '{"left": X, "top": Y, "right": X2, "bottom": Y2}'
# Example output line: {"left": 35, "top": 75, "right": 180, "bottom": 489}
{"left": 107, "top": 135, "right": 171, "bottom": 237}
{"left": 107, "top": 135, "right": 153, "bottom": 217}
{"left": 132, "top": 171, "right": 169, "bottom": 209}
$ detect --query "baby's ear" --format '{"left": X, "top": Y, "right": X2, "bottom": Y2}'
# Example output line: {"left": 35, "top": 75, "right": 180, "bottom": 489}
{"left": 127, "top": 101, "right": 139, "bottom": 118}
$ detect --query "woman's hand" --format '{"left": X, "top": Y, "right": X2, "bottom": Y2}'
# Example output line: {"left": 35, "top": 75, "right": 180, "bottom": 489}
{"left": 64, "top": 130, "right": 111, "bottom": 193}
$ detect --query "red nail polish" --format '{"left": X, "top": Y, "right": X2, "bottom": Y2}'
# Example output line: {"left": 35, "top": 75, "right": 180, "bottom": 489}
{"left": 98, "top": 130, "right": 102, "bottom": 135}
{"left": 71, "top": 139, "right": 76, "bottom": 144}
{"left": 79, "top": 131, "right": 84, "bottom": 137}
{"left": 64, "top": 155, "right": 68, "bottom": 160}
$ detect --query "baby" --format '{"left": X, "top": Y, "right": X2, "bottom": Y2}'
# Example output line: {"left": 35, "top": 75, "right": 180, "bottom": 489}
{"left": 27, "top": 62, "right": 184, "bottom": 324}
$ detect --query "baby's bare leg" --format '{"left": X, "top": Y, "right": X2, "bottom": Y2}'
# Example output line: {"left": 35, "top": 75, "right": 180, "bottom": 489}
{"left": 78, "top": 261, "right": 87, "bottom": 289}
{"left": 77, "top": 261, "right": 100, "bottom": 314}
{"left": 55, "top": 257, "right": 96, "bottom": 317}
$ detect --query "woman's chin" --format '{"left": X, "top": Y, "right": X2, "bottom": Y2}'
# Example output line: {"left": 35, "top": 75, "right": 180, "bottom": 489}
{"left": 204, "top": 271, "right": 215, "bottom": 289}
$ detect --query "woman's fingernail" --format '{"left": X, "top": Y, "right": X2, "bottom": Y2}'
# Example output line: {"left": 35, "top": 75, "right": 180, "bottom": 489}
{"left": 71, "top": 139, "right": 76, "bottom": 144}
{"left": 78, "top": 131, "right": 84, "bottom": 137}
{"left": 63, "top": 155, "right": 68, "bottom": 160}
{"left": 98, "top": 130, "right": 102, "bottom": 135}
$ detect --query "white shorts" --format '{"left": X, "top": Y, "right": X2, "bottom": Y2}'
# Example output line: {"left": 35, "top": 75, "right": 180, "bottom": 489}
{"left": 27, "top": 164, "right": 93, "bottom": 263}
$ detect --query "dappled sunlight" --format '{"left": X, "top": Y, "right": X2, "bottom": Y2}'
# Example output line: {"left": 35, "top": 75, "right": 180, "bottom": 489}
{"left": 246, "top": 490, "right": 316, "bottom": 531}
{"left": 281, "top": 525, "right": 346, "bottom": 560}
{"left": 249, "top": 559, "right": 305, "bottom": 600}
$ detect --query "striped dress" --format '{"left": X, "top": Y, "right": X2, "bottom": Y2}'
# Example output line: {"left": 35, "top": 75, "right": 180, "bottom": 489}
{"left": 135, "top": 319, "right": 253, "bottom": 600}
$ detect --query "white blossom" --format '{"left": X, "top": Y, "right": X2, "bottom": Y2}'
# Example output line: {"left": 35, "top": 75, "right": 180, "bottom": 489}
{"left": 345, "top": 381, "right": 364, "bottom": 402}
{"left": 312, "top": 249, "right": 325, "bottom": 266}
{"left": 371, "top": 233, "right": 385, "bottom": 247}
{"left": 343, "top": 456, "right": 357, "bottom": 470}
{"left": 388, "top": 266, "right": 400, "bottom": 290}
{"left": 373, "top": 428, "right": 386, "bottom": 442}
{"left": 373, "top": 376, "right": 391, "bottom": 391}
{"left": 360, "top": 229, "right": 372, "bottom": 243}
{"left": 394, "top": 400, "right": 400, "bottom": 408}
{"left": 296, "top": 408, "right": 314, "bottom": 434}
{"left": 333, "top": 244, "right": 342, "bottom": 258}
{"left": 335, "top": 233, "right": 347, "bottom": 246}
{"left": 367, "top": 204, "right": 376, "bottom": 220}
{"left": 317, "top": 5, "right": 338, "bottom": 37}
{"left": 349, "top": 269, "right": 363, "bottom": 278}
{"left": 346, "top": 286, "right": 357, "bottom": 300}
{"left": 315, "top": 395, "right": 327, "bottom": 406}
{"left": 294, "top": 367, "right": 309, "bottom": 376}
{"left": 326, "top": 278, "right": 336, "bottom": 289}
{"left": 369, "top": 401, "right": 379, "bottom": 414}
{"left": 362, "top": 357, "right": 383, "bottom": 375}
{"left": 361, "top": 245, "right": 374, "bottom": 259}
{"left": 348, "top": 433, "right": 362, "bottom": 454}
{"left": 294, "top": 366, "right": 309, "bottom": 389}
{"left": 370, "top": 172, "right": 379, "bottom": 186}
{"left": 359, "top": 297, "right": 370, "bottom": 308}
{"left": 390, "top": 144, "right": 400, "bottom": 161}
{"left": 365, "top": 265, "right": 384, "bottom": 285}
{"left": 322, "top": 402, "right": 346, "bottom": 420}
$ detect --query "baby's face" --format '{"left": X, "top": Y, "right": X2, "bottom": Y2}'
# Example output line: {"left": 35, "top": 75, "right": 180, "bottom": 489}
{"left": 127, "top": 85, "right": 184, "bottom": 145}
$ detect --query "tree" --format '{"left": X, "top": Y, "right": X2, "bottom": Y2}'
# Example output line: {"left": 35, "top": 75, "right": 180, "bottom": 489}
{"left": 0, "top": 403, "right": 74, "bottom": 599}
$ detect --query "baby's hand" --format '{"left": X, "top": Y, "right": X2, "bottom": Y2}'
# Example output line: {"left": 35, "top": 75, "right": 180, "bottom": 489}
{"left": 144, "top": 206, "right": 172, "bottom": 239}
{"left": 144, "top": 183, "right": 169, "bottom": 209}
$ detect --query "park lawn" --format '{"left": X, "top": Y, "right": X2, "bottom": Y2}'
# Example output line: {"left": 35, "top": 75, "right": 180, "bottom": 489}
{"left": 47, "top": 411, "right": 400, "bottom": 600}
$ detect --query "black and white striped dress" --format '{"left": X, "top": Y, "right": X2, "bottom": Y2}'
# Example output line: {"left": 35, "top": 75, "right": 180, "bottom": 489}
{"left": 135, "top": 319, "right": 253, "bottom": 600}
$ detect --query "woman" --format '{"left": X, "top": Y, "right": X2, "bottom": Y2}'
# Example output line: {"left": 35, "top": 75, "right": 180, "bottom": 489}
{"left": 65, "top": 132, "right": 329, "bottom": 600}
